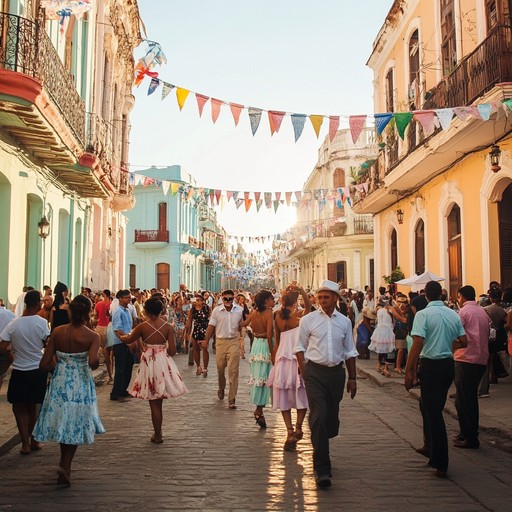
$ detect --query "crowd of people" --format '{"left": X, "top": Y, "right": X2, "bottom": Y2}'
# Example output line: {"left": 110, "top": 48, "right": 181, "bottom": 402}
{"left": 0, "top": 277, "right": 511, "bottom": 487}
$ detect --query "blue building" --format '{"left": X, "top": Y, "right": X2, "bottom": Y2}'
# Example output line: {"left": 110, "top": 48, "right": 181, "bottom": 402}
{"left": 125, "top": 166, "right": 225, "bottom": 292}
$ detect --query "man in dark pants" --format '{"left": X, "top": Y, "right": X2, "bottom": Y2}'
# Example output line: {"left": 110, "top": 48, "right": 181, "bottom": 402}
{"left": 295, "top": 280, "right": 358, "bottom": 488}
{"left": 453, "top": 285, "right": 489, "bottom": 448}
{"left": 111, "top": 290, "right": 134, "bottom": 401}
{"left": 405, "top": 281, "right": 467, "bottom": 478}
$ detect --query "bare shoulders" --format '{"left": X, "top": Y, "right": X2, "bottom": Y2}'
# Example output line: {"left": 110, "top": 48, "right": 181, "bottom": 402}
{"left": 54, "top": 324, "right": 99, "bottom": 353}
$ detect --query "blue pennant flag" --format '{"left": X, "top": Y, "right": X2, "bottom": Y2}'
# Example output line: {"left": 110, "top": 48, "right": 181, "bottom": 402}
{"left": 375, "top": 113, "right": 394, "bottom": 135}
{"left": 291, "top": 114, "right": 307, "bottom": 142}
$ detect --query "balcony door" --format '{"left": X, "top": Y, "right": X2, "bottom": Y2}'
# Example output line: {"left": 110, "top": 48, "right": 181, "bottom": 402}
{"left": 498, "top": 183, "right": 512, "bottom": 288}
{"left": 328, "top": 261, "right": 346, "bottom": 287}
{"left": 441, "top": 0, "right": 457, "bottom": 75}
{"left": 447, "top": 204, "right": 462, "bottom": 299}
{"left": 156, "top": 262, "right": 170, "bottom": 291}
{"left": 158, "top": 202, "right": 167, "bottom": 232}
{"left": 415, "top": 219, "right": 425, "bottom": 274}
{"left": 390, "top": 228, "right": 398, "bottom": 271}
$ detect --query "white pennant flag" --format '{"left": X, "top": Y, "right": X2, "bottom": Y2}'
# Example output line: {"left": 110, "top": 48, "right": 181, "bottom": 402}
{"left": 162, "top": 180, "right": 170, "bottom": 196}
{"left": 436, "top": 108, "right": 454, "bottom": 131}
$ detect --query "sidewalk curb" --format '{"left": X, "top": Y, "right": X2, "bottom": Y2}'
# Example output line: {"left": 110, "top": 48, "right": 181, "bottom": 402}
{"left": 0, "top": 368, "right": 108, "bottom": 457}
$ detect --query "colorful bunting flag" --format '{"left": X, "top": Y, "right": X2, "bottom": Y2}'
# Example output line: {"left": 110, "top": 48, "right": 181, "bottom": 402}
{"left": 309, "top": 115, "right": 324, "bottom": 138}
{"left": 269, "top": 111, "right": 286, "bottom": 135}
{"left": 349, "top": 115, "right": 366, "bottom": 144}
{"left": 176, "top": 88, "right": 190, "bottom": 111}
{"left": 211, "top": 98, "right": 223, "bottom": 123}
{"left": 161, "top": 82, "right": 174, "bottom": 101}
{"left": 196, "top": 94, "right": 209, "bottom": 117}
{"left": 291, "top": 114, "right": 307, "bottom": 142}
{"left": 413, "top": 110, "right": 437, "bottom": 137}
{"left": 329, "top": 116, "right": 340, "bottom": 142}
{"left": 375, "top": 113, "right": 394, "bottom": 135}
{"left": 171, "top": 182, "right": 180, "bottom": 195}
{"left": 436, "top": 108, "right": 454, "bottom": 131}
{"left": 230, "top": 103, "right": 243, "bottom": 126}
{"left": 394, "top": 112, "right": 413, "bottom": 140}
{"left": 248, "top": 107, "right": 262, "bottom": 136}
{"left": 147, "top": 77, "right": 160, "bottom": 95}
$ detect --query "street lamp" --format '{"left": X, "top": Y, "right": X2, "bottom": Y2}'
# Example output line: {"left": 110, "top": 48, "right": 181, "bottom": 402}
{"left": 396, "top": 208, "right": 404, "bottom": 225}
{"left": 489, "top": 144, "right": 501, "bottom": 173}
{"left": 38, "top": 216, "right": 50, "bottom": 239}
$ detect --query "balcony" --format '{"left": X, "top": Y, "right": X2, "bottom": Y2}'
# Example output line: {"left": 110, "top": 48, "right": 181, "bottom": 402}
{"left": 0, "top": 11, "right": 110, "bottom": 198}
{"left": 134, "top": 230, "right": 169, "bottom": 249}
{"left": 353, "top": 24, "right": 512, "bottom": 214}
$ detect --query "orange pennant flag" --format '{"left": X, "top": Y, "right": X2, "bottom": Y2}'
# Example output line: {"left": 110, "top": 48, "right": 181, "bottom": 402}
{"left": 285, "top": 192, "right": 292, "bottom": 206}
{"left": 211, "top": 99, "right": 222, "bottom": 123}
{"left": 230, "top": 103, "right": 244, "bottom": 126}
{"left": 176, "top": 88, "right": 190, "bottom": 111}
{"left": 196, "top": 94, "right": 209, "bottom": 117}
{"left": 245, "top": 197, "right": 253, "bottom": 212}
{"left": 268, "top": 111, "right": 286, "bottom": 135}
{"left": 309, "top": 115, "right": 324, "bottom": 138}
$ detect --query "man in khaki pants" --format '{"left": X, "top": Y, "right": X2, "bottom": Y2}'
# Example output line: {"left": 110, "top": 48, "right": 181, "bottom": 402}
{"left": 205, "top": 289, "right": 247, "bottom": 409}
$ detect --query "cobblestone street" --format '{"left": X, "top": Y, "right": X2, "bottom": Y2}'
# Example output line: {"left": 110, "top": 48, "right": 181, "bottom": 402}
{"left": 1, "top": 351, "right": 512, "bottom": 511}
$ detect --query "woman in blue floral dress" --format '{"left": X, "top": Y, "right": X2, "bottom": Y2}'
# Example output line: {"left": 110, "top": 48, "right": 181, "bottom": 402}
{"left": 33, "top": 295, "right": 105, "bottom": 487}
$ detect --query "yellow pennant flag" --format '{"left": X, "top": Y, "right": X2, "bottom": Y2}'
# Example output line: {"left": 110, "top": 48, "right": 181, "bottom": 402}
{"left": 176, "top": 88, "right": 190, "bottom": 111}
{"left": 171, "top": 182, "right": 180, "bottom": 195}
{"left": 309, "top": 115, "right": 324, "bottom": 138}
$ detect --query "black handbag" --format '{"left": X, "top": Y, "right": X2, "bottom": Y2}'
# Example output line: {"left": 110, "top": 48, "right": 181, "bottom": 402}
{"left": 488, "top": 321, "right": 507, "bottom": 353}
{"left": 393, "top": 319, "right": 408, "bottom": 340}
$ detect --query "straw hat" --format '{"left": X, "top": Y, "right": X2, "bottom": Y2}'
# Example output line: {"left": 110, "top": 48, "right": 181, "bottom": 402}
{"left": 362, "top": 306, "right": 377, "bottom": 320}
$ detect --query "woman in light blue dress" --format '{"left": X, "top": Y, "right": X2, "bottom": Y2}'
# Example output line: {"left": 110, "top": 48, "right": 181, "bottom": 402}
{"left": 33, "top": 295, "right": 105, "bottom": 487}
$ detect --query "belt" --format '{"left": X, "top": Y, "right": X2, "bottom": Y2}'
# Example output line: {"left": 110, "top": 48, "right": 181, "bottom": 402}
{"left": 307, "top": 360, "right": 344, "bottom": 369}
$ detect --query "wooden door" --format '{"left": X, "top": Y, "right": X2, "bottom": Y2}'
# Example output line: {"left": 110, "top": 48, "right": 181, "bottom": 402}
{"left": 499, "top": 184, "right": 512, "bottom": 288}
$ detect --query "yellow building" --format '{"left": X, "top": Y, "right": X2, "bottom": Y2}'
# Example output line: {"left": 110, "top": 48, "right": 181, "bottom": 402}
{"left": 352, "top": 0, "right": 512, "bottom": 298}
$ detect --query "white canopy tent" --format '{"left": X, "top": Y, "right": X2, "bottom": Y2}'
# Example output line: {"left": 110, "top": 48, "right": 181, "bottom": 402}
{"left": 395, "top": 271, "right": 445, "bottom": 292}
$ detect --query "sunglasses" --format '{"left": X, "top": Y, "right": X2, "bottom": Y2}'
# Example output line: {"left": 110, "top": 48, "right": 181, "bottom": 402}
{"left": 223, "top": 297, "right": 234, "bottom": 302}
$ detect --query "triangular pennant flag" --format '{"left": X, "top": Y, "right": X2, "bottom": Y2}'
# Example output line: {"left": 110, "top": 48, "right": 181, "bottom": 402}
{"left": 291, "top": 114, "right": 307, "bottom": 142}
{"left": 436, "top": 108, "right": 454, "bottom": 131}
{"left": 294, "top": 191, "right": 302, "bottom": 201}
{"left": 273, "top": 200, "right": 280, "bottom": 213}
{"left": 256, "top": 199, "right": 262, "bottom": 212}
{"left": 233, "top": 191, "right": 239, "bottom": 201}
{"left": 309, "top": 115, "right": 324, "bottom": 138}
{"left": 349, "top": 115, "right": 366, "bottom": 144}
{"left": 254, "top": 191, "right": 261, "bottom": 202}
{"left": 215, "top": 189, "right": 221, "bottom": 204}
{"left": 235, "top": 199, "right": 243, "bottom": 210}
{"left": 143, "top": 177, "right": 155, "bottom": 187}
{"left": 161, "top": 82, "right": 175, "bottom": 101}
{"left": 147, "top": 78, "right": 160, "bottom": 95}
{"left": 248, "top": 107, "right": 262, "bottom": 136}
{"left": 244, "top": 191, "right": 250, "bottom": 200}
{"left": 211, "top": 98, "right": 223, "bottom": 123}
{"left": 477, "top": 104, "right": 492, "bottom": 121}
{"left": 229, "top": 103, "right": 243, "bottom": 126}
{"left": 244, "top": 197, "right": 253, "bottom": 212}
{"left": 264, "top": 192, "right": 272, "bottom": 208}
{"left": 196, "top": 94, "right": 209, "bottom": 117}
{"left": 394, "top": 112, "right": 413, "bottom": 140}
{"left": 134, "top": 174, "right": 144, "bottom": 186}
{"left": 375, "top": 113, "right": 394, "bottom": 135}
{"left": 268, "top": 111, "right": 286, "bottom": 135}
{"left": 176, "top": 88, "right": 190, "bottom": 111}
{"left": 413, "top": 110, "right": 438, "bottom": 137}
{"left": 227, "top": 191, "right": 233, "bottom": 202}
{"left": 329, "top": 116, "right": 340, "bottom": 142}
{"left": 468, "top": 105, "right": 482, "bottom": 119}
{"left": 362, "top": 182, "right": 369, "bottom": 193}
{"left": 162, "top": 180, "right": 170, "bottom": 196}
{"left": 503, "top": 99, "right": 512, "bottom": 112}
{"left": 285, "top": 192, "right": 292, "bottom": 206}
{"left": 454, "top": 107, "right": 472, "bottom": 121}
{"left": 171, "top": 182, "right": 180, "bottom": 195}
{"left": 275, "top": 192, "right": 281, "bottom": 201}
{"left": 186, "top": 187, "right": 194, "bottom": 201}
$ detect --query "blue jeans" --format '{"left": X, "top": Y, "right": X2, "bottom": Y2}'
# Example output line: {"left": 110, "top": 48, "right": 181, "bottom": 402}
{"left": 418, "top": 357, "right": 454, "bottom": 472}
{"left": 111, "top": 343, "right": 134, "bottom": 399}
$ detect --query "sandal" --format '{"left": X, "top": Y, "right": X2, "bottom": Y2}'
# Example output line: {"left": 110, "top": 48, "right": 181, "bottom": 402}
{"left": 254, "top": 412, "right": 267, "bottom": 429}
{"left": 284, "top": 428, "right": 297, "bottom": 451}
{"left": 382, "top": 368, "right": 391, "bottom": 377}
{"left": 196, "top": 366, "right": 203, "bottom": 376}
{"left": 202, "top": 369, "right": 208, "bottom": 378}
{"left": 394, "top": 368, "right": 404, "bottom": 375}
{"left": 294, "top": 425, "right": 303, "bottom": 442}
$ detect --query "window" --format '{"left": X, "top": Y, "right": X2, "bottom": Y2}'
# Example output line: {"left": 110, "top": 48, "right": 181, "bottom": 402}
{"left": 415, "top": 219, "right": 425, "bottom": 274}
{"left": 328, "top": 261, "right": 347, "bottom": 287}
{"left": 485, "top": 0, "right": 498, "bottom": 30}
{"left": 447, "top": 204, "right": 462, "bottom": 299}
{"left": 156, "top": 263, "right": 170, "bottom": 290}
{"left": 408, "top": 30, "right": 420, "bottom": 148}
{"left": 333, "top": 168, "right": 345, "bottom": 188}
{"left": 158, "top": 202, "right": 167, "bottom": 231}
{"left": 369, "top": 258, "right": 375, "bottom": 292}
{"left": 129, "top": 264, "right": 136, "bottom": 289}
{"left": 385, "top": 68, "right": 395, "bottom": 112}
{"left": 390, "top": 228, "right": 398, "bottom": 271}
{"left": 440, "top": 0, "right": 457, "bottom": 76}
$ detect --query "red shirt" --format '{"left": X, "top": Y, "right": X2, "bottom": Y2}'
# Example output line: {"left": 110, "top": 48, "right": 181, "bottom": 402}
{"left": 95, "top": 300, "right": 111, "bottom": 327}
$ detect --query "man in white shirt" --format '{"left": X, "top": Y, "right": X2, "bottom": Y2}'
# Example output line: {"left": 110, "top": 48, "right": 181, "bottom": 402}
{"left": 205, "top": 289, "right": 248, "bottom": 409}
{"left": 294, "top": 280, "right": 358, "bottom": 488}
{"left": 0, "top": 290, "right": 50, "bottom": 454}
{"left": 0, "top": 301, "right": 15, "bottom": 390}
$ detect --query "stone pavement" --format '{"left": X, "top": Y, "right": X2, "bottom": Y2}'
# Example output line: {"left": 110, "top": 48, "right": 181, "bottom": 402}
{"left": 1, "top": 349, "right": 512, "bottom": 511}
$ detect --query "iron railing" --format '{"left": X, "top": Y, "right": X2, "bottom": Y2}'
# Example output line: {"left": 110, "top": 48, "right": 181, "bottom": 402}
{"left": 134, "top": 230, "right": 169, "bottom": 243}
{"left": 0, "top": 11, "right": 86, "bottom": 146}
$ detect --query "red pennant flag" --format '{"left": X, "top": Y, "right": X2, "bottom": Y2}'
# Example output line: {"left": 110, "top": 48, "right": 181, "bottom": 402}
{"left": 275, "top": 192, "right": 281, "bottom": 201}
{"left": 229, "top": 103, "right": 244, "bottom": 126}
{"left": 329, "top": 116, "right": 340, "bottom": 142}
{"left": 285, "top": 192, "right": 292, "bottom": 205}
{"left": 211, "top": 99, "right": 223, "bottom": 123}
{"left": 268, "top": 111, "right": 286, "bottom": 135}
{"left": 215, "top": 189, "right": 222, "bottom": 204}
{"left": 196, "top": 94, "right": 209, "bottom": 117}
{"left": 227, "top": 191, "right": 233, "bottom": 201}
{"left": 254, "top": 191, "right": 261, "bottom": 202}
{"left": 349, "top": 115, "right": 366, "bottom": 144}
{"left": 244, "top": 191, "right": 250, "bottom": 200}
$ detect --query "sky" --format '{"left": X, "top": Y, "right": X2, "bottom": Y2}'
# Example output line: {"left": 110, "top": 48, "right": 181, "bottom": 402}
{"left": 129, "top": 1, "right": 392, "bottom": 241}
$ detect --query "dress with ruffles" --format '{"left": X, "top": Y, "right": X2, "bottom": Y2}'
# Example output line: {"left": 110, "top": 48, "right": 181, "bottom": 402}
{"left": 130, "top": 344, "right": 188, "bottom": 400}
{"left": 249, "top": 337, "right": 272, "bottom": 406}
{"left": 267, "top": 327, "right": 308, "bottom": 411}
{"left": 33, "top": 351, "right": 105, "bottom": 445}
{"left": 368, "top": 308, "right": 395, "bottom": 354}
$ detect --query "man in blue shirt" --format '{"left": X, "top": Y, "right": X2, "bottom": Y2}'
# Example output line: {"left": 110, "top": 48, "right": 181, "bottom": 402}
{"left": 405, "top": 281, "right": 467, "bottom": 478}
{"left": 111, "top": 290, "right": 134, "bottom": 401}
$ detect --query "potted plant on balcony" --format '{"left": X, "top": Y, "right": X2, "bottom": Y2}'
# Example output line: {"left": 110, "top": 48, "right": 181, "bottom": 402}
{"left": 382, "top": 266, "right": 405, "bottom": 294}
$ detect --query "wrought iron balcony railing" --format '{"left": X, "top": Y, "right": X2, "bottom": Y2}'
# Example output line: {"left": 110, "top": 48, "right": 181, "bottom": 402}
{"left": 134, "top": 230, "right": 169, "bottom": 243}
{"left": 0, "top": 11, "right": 86, "bottom": 146}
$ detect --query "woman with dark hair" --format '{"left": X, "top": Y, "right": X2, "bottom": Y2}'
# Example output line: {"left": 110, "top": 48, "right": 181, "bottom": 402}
{"left": 49, "top": 281, "right": 70, "bottom": 331}
{"left": 185, "top": 294, "right": 211, "bottom": 377}
{"left": 118, "top": 297, "right": 187, "bottom": 444}
{"left": 33, "top": 295, "right": 105, "bottom": 487}
{"left": 267, "top": 284, "right": 312, "bottom": 450}
{"left": 247, "top": 289, "right": 275, "bottom": 428}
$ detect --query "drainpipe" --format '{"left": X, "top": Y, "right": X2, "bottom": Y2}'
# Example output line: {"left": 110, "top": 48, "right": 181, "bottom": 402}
{"left": 68, "top": 198, "right": 74, "bottom": 292}
{"left": 82, "top": 205, "right": 89, "bottom": 290}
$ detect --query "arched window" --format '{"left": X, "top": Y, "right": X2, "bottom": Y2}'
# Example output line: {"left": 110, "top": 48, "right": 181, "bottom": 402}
{"left": 333, "top": 168, "right": 345, "bottom": 188}
{"left": 156, "top": 263, "right": 170, "bottom": 290}
{"left": 415, "top": 219, "right": 425, "bottom": 274}
{"left": 390, "top": 228, "right": 398, "bottom": 271}
{"left": 447, "top": 204, "right": 462, "bottom": 299}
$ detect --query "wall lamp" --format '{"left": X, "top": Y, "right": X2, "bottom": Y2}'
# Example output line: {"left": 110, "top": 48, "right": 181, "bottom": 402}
{"left": 489, "top": 144, "right": 501, "bottom": 173}
{"left": 396, "top": 208, "right": 404, "bottom": 224}
{"left": 38, "top": 216, "right": 50, "bottom": 239}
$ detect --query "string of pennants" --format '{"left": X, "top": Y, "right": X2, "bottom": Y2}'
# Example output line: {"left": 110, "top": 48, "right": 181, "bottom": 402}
{"left": 137, "top": 73, "right": 512, "bottom": 144}
{"left": 130, "top": 173, "right": 362, "bottom": 213}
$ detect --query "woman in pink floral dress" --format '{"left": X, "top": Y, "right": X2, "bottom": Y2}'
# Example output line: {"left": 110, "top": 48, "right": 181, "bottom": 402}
{"left": 119, "top": 297, "right": 187, "bottom": 444}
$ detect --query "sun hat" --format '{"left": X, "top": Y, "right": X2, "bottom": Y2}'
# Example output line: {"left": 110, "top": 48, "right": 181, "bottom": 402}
{"left": 316, "top": 280, "right": 341, "bottom": 298}
{"left": 362, "top": 307, "right": 377, "bottom": 320}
